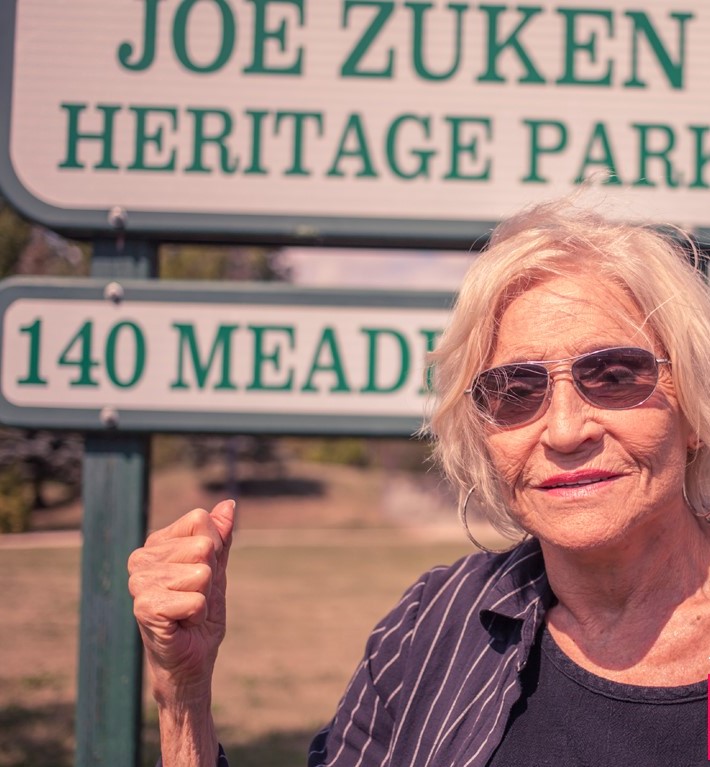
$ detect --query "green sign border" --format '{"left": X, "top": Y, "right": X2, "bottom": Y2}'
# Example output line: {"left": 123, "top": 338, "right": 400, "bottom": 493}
{"left": 0, "top": 1, "right": 493, "bottom": 249}
{"left": 0, "top": 277, "right": 454, "bottom": 436}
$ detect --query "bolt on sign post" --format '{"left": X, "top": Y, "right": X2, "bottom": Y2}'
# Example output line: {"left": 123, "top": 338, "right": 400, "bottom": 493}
{"left": 3, "top": 2, "right": 710, "bottom": 766}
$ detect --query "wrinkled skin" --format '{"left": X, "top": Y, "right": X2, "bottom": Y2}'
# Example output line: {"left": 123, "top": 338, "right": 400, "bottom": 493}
{"left": 128, "top": 499, "right": 235, "bottom": 766}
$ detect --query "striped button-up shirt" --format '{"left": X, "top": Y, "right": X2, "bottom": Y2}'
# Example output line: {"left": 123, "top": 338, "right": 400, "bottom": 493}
{"left": 308, "top": 538, "right": 552, "bottom": 767}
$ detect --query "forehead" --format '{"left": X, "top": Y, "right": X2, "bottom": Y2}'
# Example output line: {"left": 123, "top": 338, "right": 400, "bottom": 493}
{"left": 491, "top": 276, "right": 650, "bottom": 364}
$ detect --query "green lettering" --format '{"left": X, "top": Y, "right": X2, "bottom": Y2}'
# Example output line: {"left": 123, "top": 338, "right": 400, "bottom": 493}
{"left": 244, "top": 0, "right": 305, "bottom": 75}
{"left": 360, "top": 328, "right": 410, "bottom": 393}
{"left": 574, "top": 122, "right": 621, "bottom": 184}
{"left": 478, "top": 5, "right": 545, "bottom": 84}
{"left": 274, "top": 111, "right": 324, "bottom": 175}
{"left": 17, "top": 319, "right": 47, "bottom": 386}
{"left": 173, "top": 0, "right": 236, "bottom": 73}
{"left": 301, "top": 327, "right": 351, "bottom": 392}
{"left": 327, "top": 113, "right": 378, "bottom": 177}
{"left": 624, "top": 12, "right": 693, "bottom": 90}
{"left": 556, "top": 9, "right": 613, "bottom": 86}
{"left": 244, "top": 110, "right": 269, "bottom": 175}
{"left": 58, "top": 321, "right": 100, "bottom": 387}
{"left": 418, "top": 328, "right": 442, "bottom": 394}
{"left": 171, "top": 323, "right": 238, "bottom": 390}
{"left": 386, "top": 114, "right": 434, "bottom": 179}
{"left": 184, "top": 108, "right": 238, "bottom": 173}
{"left": 444, "top": 116, "right": 492, "bottom": 180}
{"left": 341, "top": 0, "right": 395, "bottom": 78}
{"left": 59, "top": 103, "right": 121, "bottom": 170}
{"left": 632, "top": 123, "right": 679, "bottom": 188}
{"left": 246, "top": 325, "right": 295, "bottom": 391}
{"left": 521, "top": 119, "right": 567, "bottom": 183}
{"left": 689, "top": 125, "right": 710, "bottom": 189}
{"left": 128, "top": 106, "right": 178, "bottom": 171}
{"left": 105, "top": 322, "right": 146, "bottom": 388}
{"left": 407, "top": 1, "right": 468, "bottom": 81}
{"left": 117, "top": 0, "right": 160, "bottom": 71}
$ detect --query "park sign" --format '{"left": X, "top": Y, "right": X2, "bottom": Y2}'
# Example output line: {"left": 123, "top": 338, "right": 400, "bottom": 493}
{"left": 0, "top": 277, "right": 452, "bottom": 435}
{"left": 2, "top": 2, "right": 710, "bottom": 246}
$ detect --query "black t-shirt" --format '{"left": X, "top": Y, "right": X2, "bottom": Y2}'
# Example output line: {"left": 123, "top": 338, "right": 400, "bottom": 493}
{"left": 487, "top": 626, "right": 707, "bottom": 767}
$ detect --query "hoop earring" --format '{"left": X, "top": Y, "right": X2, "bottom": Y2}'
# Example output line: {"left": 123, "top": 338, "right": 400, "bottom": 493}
{"left": 684, "top": 484, "right": 710, "bottom": 523}
{"left": 459, "top": 487, "right": 530, "bottom": 554}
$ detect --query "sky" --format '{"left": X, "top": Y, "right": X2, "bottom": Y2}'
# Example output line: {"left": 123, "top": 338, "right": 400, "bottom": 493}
{"left": 284, "top": 247, "right": 475, "bottom": 291}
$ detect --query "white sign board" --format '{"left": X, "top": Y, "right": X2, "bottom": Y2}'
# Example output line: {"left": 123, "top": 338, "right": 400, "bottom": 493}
{"left": 0, "top": 278, "right": 451, "bottom": 434}
{"left": 2, "top": 1, "right": 710, "bottom": 244}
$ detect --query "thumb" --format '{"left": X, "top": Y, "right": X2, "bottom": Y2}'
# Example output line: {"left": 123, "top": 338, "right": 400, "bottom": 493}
{"left": 211, "top": 499, "right": 236, "bottom": 551}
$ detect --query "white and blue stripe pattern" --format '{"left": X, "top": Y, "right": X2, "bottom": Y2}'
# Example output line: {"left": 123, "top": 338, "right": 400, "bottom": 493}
{"left": 307, "top": 539, "right": 551, "bottom": 767}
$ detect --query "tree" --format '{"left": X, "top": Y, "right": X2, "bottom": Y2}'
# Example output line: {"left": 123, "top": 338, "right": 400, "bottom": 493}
{"left": 0, "top": 428, "right": 82, "bottom": 509}
{"left": 0, "top": 200, "right": 87, "bottom": 530}
{"left": 160, "top": 244, "right": 291, "bottom": 281}
{"left": 0, "top": 199, "right": 31, "bottom": 277}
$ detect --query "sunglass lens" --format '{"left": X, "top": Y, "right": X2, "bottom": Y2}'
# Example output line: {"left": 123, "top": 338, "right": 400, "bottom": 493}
{"left": 473, "top": 364, "right": 549, "bottom": 426}
{"left": 573, "top": 348, "right": 659, "bottom": 408}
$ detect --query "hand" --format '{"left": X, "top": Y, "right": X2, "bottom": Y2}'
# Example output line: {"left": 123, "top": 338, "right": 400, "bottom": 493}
{"left": 128, "top": 499, "right": 235, "bottom": 706}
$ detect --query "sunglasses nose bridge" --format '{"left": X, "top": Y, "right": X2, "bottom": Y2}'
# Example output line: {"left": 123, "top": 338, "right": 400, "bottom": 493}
{"left": 543, "top": 363, "right": 587, "bottom": 408}
{"left": 546, "top": 362, "right": 576, "bottom": 387}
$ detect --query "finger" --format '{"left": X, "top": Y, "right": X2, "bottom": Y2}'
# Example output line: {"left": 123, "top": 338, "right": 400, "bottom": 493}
{"left": 146, "top": 507, "right": 223, "bottom": 554}
{"left": 134, "top": 590, "right": 208, "bottom": 628}
{"left": 129, "top": 562, "right": 213, "bottom": 601}
{"left": 210, "top": 499, "right": 236, "bottom": 553}
{"left": 128, "top": 535, "right": 217, "bottom": 575}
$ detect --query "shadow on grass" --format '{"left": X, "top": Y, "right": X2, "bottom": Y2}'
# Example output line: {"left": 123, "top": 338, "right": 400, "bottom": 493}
{"left": 203, "top": 476, "right": 325, "bottom": 498}
{"left": 226, "top": 729, "right": 316, "bottom": 767}
{"left": 0, "top": 701, "right": 74, "bottom": 767}
{"left": 143, "top": 727, "right": 315, "bottom": 767}
{"left": 0, "top": 701, "right": 314, "bottom": 767}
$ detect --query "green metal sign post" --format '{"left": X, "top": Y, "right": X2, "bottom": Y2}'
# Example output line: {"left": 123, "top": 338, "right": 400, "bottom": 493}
{"left": 75, "top": 240, "right": 156, "bottom": 767}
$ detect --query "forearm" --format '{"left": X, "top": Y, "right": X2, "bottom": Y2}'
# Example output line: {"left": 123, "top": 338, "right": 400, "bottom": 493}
{"left": 156, "top": 693, "right": 219, "bottom": 767}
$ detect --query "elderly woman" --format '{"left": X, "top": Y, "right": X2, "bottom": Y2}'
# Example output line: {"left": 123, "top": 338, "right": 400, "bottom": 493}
{"left": 129, "top": 198, "right": 710, "bottom": 766}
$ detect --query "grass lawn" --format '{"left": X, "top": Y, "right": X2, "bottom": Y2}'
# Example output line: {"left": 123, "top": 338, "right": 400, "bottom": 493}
{"left": 0, "top": 534, "right": 472, "bottom": 767}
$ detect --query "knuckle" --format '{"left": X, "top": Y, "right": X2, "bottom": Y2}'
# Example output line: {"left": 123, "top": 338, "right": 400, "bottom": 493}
{"left": 127, "top": 572, "right": 140, "bottom": 597}
{"left": 128, "top": 569, "right": 154, "bottom": 599}
{"left": 144, "top": 528, "right": 164, "bottom": 547}
{"left": 127, "top": 548, "right": 144, "bottom": 575}
{"left": 187, "top": 593, "right": 208, "bottom": 621}
{"left": 132, "top": 593, "right": 152, "bottom": 623}
{"left": 186, "top": 507, "right": 210, "bottom": 527}
{"left": 191, "top": 535, "right": 216, "bottom": 562}
{"left": 193, "top": 563, "right": 213, "bottom": 589}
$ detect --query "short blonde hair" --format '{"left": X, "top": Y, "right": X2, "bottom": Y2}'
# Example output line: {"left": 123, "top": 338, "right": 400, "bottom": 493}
{"left": 428, "top": 197, "right": 710, "bottom": 537}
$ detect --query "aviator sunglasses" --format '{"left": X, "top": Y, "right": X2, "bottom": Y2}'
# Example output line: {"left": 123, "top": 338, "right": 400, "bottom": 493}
{"left": 467, "top": 346, "right": 670, "bottom": 428}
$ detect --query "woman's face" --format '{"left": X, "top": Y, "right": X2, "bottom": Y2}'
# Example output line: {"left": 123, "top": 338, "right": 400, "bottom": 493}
{"left": 485, "top": 275, "right": 693, "bottom": 552}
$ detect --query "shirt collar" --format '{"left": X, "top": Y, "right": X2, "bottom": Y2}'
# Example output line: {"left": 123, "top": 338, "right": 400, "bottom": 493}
{"left": 479, "top": 538, "right": 554, "bottom": 634}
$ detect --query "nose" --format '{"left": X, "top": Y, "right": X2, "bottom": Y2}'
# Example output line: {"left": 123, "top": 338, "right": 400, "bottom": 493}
{"left": 539, "top": 372, "right": 603, "bottom": 453}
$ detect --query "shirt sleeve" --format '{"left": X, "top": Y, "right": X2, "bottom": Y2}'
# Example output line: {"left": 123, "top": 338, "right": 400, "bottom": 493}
{"left": 307, "top": 574, "right": 426, "bottom": 766}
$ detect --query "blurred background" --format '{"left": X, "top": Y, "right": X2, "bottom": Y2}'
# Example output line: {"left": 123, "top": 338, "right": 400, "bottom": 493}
{"left": 0, "top": 198, "right": 500, "bottom": 767}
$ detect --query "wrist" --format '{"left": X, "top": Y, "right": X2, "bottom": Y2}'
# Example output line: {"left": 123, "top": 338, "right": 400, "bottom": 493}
{"left": 151, "top": 673, "right": 214, "bottom": 710}
{"left": 156, "top": 693, "right": 218, "bottom": 767}
{"left": 147, "top": 655, "right": 216, "bottom": 710}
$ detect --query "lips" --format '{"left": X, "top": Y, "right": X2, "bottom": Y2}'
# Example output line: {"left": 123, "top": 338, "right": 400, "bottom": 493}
{"left": 537, "top": 470, "right": 621, "bottom": 489}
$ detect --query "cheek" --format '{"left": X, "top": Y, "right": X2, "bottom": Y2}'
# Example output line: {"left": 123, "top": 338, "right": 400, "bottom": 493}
{"left": 486, "top": 432, "right": 534, "bottom": 488}
{"left": 636, "top": 421, "right": 689, "bottom": 480}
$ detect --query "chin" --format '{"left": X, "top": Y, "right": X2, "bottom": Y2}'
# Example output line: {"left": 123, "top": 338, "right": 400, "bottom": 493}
{"left": 532, "top": 520, "right": 633, "bottom": 554}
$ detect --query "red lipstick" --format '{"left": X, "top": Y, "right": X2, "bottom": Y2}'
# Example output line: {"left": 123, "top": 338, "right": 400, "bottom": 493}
{"left": 537, "top": 469, "right": 621, "bottom": 492}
